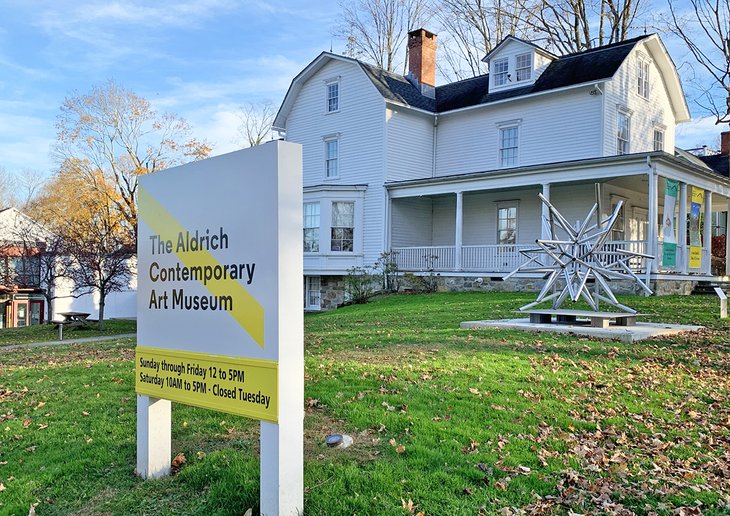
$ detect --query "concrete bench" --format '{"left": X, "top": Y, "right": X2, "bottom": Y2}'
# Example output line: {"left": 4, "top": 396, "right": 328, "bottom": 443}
{"left": 525, "top": 309, "right": 637, "bottom": 328}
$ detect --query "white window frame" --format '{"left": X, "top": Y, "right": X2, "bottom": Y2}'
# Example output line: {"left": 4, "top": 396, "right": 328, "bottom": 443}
{"left": 515, "top": 53, "right": 532, "bottom": 82}
{"left": 653, "top": 128, "right": 664, "bottom": 151}
{"left": 617, "top": 110, "right": 631, "bottom": 155}
{"left": 610, "top": 195, "right": 626, "bottom": 241}
{"left": 330, "top": 201, "right": 355, "bottom": 252}
{"left": 303, "top": 201, "right": 320, "bottom": 253}
{"left": 304, "top": 276, "right": 321, "bottom": 310}
{"left": 637, "top": 58, "right": 650, "bottom": 99}
{"left": 499, "top": 124, "right": 519, "bottom": 168}
{"left": 496, "top": 201, "right": 519, "bottom": 245}
{"left": 493, "top": 58, "right": 509, "bottom": 86}
{"left": 324, "top": 137, "right": 339, "bottom": 179}
{"left": 326, "top": 80, "right": 339, "bottom": 113}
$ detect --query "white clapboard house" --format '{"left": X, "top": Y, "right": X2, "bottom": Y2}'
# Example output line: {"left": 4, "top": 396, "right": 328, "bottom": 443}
{"left": 274, "top": 29, "right": 730, "bottom": 310}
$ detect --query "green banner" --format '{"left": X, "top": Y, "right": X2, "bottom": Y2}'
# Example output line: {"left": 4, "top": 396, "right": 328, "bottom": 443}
{"left": 662, "top": 179, "right": 679, "bottom": 268}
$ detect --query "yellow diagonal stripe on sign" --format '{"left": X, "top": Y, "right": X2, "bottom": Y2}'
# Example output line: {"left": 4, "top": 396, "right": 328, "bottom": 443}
{"left": 138, "top": 185, "right": 265, "bottom": 348}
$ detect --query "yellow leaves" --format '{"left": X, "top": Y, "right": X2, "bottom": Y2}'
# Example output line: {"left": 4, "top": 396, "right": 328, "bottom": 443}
{"left": 389, "top": 438, "right": 405, "bottom": 454}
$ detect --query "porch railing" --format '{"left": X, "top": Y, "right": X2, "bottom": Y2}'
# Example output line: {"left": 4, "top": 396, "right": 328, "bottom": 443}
{"left": 391, "top": 240, "right": 650, "bottom": 274}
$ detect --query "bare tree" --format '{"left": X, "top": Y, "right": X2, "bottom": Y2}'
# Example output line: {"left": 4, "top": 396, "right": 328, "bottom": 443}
{"left": 0, "top": 167, "right": 19, "bottom": 208}
{"left": 434, "top": 0, "right": 531, "bottom": 80}
{"left": 335, "top": 0, "right": 432, "bottom": 73}
{"left": 54, "top": 80, "right": 211, "bottom": 244}
{"left": 666, "top": 0, "right": 730, "bottom": 123}
{"left": 521, "top": 0, "right": 647, "bottom": 54}
{"left": 236, "top": 101, "right": 276, "bottom": 148}
{"left": 6, "top": 214, "right": 67, "bottom": 323}
{"left": 30, "top": 167, "right": 133, "bottom": 330}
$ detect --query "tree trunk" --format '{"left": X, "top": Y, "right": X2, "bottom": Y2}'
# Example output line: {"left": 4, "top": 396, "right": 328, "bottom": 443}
{"left": 98, "top": 289, "right": 105, "bottom": 331}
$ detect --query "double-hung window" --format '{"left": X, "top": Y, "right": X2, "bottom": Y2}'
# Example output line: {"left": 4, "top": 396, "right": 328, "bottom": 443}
{"left": 516, "top": 53, "right": 531, "bottom": 81}
{"left": 497, "top": 204, "right": 518, "bottom": 245}
{"left": 617, "top": 111, "right": 630, "bottom": 155}
{"left": 653, "top": 128, "right": 664, "bottom": 151}
{"left": 303, "top": 202, "right": 320, "bottom": 252}
{"left": 331, "top": 201, "right": 354, "bottom": 252}
{"left": 325, "top": 138, "right": 339, "bottom": 178}
{"left": 637, "top": 59, "right": 650, "bottom": 98}
{"left": 493, "top": 58, "right": 508, "bottom": 86}
{"left": 499, "top": 126, "right": 519, "bottom": 167}
{"left": 327, "top": 81, "right": 339, "bottom": 112}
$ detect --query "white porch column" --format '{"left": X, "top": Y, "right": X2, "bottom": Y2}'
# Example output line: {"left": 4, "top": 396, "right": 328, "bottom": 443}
{"left": 541, "top": 183, "right": 551, "bottom": 239}
{"left": 704, "top": 190, "right": 712, "bottom": 275}
{"left": 726, "top": 198, "right": 730, "bottom": 277}
{"left": 647, "top": 169, "right": 659, "bottom": 273}
{"left": 455, "top": 191, "right": 463, "bottom": 271}
{"left": 678, "top": 183, "right": 688, "bottom": 274}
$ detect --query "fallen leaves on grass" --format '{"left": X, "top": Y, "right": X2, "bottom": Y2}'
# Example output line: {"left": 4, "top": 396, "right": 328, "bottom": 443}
{"left": 170, "top": 452, "right": 186, "bottom": 475}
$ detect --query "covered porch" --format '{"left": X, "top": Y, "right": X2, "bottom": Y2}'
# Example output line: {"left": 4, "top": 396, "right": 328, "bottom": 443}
{"left": 386, "top": 153, "right": 730, "bottom": 281}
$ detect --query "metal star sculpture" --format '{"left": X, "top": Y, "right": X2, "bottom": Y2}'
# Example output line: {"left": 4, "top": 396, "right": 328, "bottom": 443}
{"left": 505, "top": 193, "right": 653, "bottom": 314}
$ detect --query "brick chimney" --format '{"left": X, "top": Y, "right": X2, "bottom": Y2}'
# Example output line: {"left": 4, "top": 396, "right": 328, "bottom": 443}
{"left": 721, "top": 130, "right": 730, "bottom": 155}
{"left": 407, "top": 28, "right": 437, "bottom": 97}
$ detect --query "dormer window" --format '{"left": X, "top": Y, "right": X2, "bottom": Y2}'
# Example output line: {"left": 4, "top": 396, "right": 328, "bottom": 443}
{"left": 516, "top": 53, "right": 532, "bottom": 81}
{"left": 493, "top": 58, "right": 509, "bottom": 86}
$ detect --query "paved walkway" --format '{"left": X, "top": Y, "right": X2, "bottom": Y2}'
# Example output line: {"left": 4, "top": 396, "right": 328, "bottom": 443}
{"left": 0, "top": 333, "right": 136, "bottom": 351}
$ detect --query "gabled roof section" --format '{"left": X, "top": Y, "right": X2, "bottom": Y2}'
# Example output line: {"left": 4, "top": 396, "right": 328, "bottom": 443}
{"left": 699, "top": 153, "right": 729, "bottom": 178}
{"left": 481, "top": 35, "right": 557, "bottom": 63}
{"left": 274, "top": 34, "right": 689, "bottom": 126}
{"left": 437, "top": 36, "right": 649, "bottom": 112}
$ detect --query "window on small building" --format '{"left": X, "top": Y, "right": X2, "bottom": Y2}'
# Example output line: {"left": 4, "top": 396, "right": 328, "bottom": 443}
{"left": 497, "top": 204, "right": 518, "bottom": 245}
{"left": 499, "top": 126, "right": 519, "bottom": 167}
{"left": 653, "top": 129, "right": 664, "bottom": 151}
{"left": 303, "top": 202, "right": 320, "bottom": 252}
{"left": 326, "top": 81, "right": 339, "bottom": 112}
{"left": 493, "top": 58, "right": 509, "bottom": 86}
{"left": 637, "top": 59, "right": 650, "bottom": 98}
{"left": 331, "top": 201, "right": 354, "bottom": 252}
{"left": 9, "top": 255, "right": 40, "bottom": 287}
{"left": 617, "top": 112, "right": 630, "bottom": 155}
{"left": 325, "top": 139, "right": 338, "bottom": 178}
{"left": 516, "top": 53, "right": 531, "bottom": 81}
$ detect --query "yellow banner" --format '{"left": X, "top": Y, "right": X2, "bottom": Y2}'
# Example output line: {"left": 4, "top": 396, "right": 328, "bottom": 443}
{"left": 136, "top": 346, "right": 278, "bottom": 422}
{"left": 689, "top": 246, "right": 702, "bottom": 269}
{"left": 138, "top": 186, "right": 265, "bottom": 348}
{"left": 691, "top": 187, "right": 704, "bottom": 205}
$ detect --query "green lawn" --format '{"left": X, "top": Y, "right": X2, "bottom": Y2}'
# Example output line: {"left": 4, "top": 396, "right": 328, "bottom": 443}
{"left": 0, "top": 293, "right": 728, "bottom": 515}
{"left": 0, "top": 318, "right": 136, "bottom": 346}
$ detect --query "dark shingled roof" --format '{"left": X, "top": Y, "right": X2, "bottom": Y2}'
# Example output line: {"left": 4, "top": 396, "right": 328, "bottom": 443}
{"left": 699, "top": 154, "right": 730, "bottom": 178}
{"left": 358, "top": 62, "right": 436, "bottom": 111}
{"left": 360, "top": 35, "right": 650, "bottom": 113}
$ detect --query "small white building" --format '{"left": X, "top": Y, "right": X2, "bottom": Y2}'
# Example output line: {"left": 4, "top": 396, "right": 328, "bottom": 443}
{"left": 274, "top": 29, "right": 730, "bottom": 310}
{"left": 0, "top": 207, "right": 135, "bottom": 327}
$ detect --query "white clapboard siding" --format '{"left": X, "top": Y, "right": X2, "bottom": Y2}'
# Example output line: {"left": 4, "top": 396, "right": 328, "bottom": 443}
{"left": 390, "top": 197, "right": 433, "bottom": 246}
{"left": 286, "top": 58, "right": 387, "bottom": 267}
{"left": 603, "top": 42, "right": 677, "bottom": 156}
{"left": 385, "top": 108, "right": 434, "bottom": 182}
{"left": 435, "top": 87, "right": 603, "bottom": 177}
{"left": 461, "top": 189, "right": 542, "bottom": 245}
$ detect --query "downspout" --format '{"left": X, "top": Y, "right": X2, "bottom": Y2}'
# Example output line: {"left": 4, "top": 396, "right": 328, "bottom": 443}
{"left": 432, "top": 115, "right": 438, "bottom": 178}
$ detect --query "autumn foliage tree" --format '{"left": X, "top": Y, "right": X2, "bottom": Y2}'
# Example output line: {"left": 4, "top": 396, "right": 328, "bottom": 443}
{"left": 54, "top": 80, "right": 211, "bottom": 244}
{"left": 30, "top": 166, "right": 133, "bottom": 330}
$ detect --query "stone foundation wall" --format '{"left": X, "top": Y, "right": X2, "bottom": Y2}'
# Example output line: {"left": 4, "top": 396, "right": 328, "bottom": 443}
{"left": 319, "top": 275, "right": 347, "bottom": 310}
{"left": 650, "top": 279, "right": 697, "bottom": 296}
{"left": 313, "top": 273, "right": 700, "bottom": 311}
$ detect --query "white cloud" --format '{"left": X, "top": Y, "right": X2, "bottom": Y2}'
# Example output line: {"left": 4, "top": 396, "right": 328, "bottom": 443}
{"left": 676, "top": 116, "right": 725, "bottom": 151}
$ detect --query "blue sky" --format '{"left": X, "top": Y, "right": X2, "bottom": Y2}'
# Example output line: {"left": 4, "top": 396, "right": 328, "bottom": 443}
{"left": 0, "top": 0, "right": 722, "bottom": 176}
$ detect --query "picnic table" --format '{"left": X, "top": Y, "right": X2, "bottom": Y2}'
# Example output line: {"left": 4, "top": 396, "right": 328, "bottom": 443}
{"left": 53, "top": 312, "right": 93, "bottom": 340}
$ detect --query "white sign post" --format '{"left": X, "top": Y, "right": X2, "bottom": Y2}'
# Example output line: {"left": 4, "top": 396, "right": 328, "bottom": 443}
{"left": 135, "top": 141, "right": 303, "bottom": 515}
